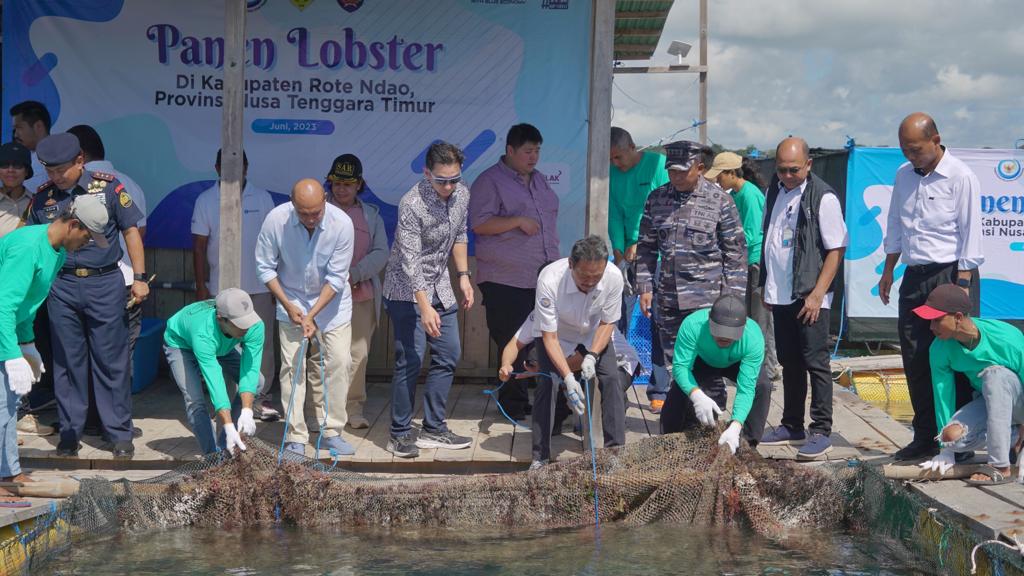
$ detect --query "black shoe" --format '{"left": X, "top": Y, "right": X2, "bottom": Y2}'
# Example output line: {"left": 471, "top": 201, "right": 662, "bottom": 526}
{"left": 955, "top": 450, "right": 975, "bottom": 464}
{"left": 56, "top": 441, "right": 81, "bottom": 457}
{"left": 112, "top": 441, "right": 135, "bottom": 460}
{"left": 893, "top": 440, "right": 939, "bottom": 462}
{"left": 387, "top": 435, "right": 420, "bottom": 458}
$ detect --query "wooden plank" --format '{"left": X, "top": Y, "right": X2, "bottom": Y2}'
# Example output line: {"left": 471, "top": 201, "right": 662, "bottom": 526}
{"left": 831, "top": 355, "right": 904, "bottom": 372}
{"left": 436, "top": 384, "right": 491, "bottom": 463}
{"left": 585, "top": 0, "right": 614, "bottom": 240}
{"left": 471, "top": 385, "right": 515, "bottom": 463}
{"left": 835, "top": 387, "right": 914, "bottom": 447}
{"left": 911, "top": 480, "right": 1024, "bottom": 540}
{"left": 217, "top": 0, "right": 245, "bottom": 290}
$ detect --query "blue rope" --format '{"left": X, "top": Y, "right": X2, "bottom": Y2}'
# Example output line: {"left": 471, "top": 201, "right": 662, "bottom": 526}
{"left": 277, "top": 337, "right": 309, "bottom": 465}
{"left": 312, "top": 333, "right": 332, "bottom": 461}
{"left": 482, "top": 371, "right": 554, "bottom": 430}
{"left": 831, "top": 295, "right": 846, "bottom": 360}
{"left": 582, "top": 376, "right": 600, "bottom": 529}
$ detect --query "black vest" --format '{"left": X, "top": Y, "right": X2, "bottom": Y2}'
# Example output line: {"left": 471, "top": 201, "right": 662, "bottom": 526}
{"left": 758, "top": 172, "right": 842, "bottom": 299}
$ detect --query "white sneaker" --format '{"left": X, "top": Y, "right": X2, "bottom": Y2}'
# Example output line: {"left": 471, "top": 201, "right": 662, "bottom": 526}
{"left": 16, "top": 413, "right": 55, "bottom": 436}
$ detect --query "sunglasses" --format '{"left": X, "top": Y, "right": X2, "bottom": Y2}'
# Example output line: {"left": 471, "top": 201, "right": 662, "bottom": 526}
{"left": 776, "top": 166, "right": 805, "bottom": 175}
{"left": 429, "top": 173, "right": 463, "bottom": 186}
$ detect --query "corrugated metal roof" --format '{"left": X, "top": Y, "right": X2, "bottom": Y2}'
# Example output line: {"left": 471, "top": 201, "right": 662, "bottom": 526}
{"left": 615, "top": 0, "right": 675, "bottom": 61}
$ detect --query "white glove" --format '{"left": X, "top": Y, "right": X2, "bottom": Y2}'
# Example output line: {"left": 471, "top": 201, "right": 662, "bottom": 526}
{"left": 690, "top": 388, "right": 723, "bottom": 427}
{"left": 718, "top": 421, "right": 743, "bottom": 454}
{"left": 562, "top": 373, "right": 586, "bottom": 416}
{"left": 223, "top": 423, "right": 247, "bottom": 455}
{"left": 581, "top": 354, "right": 597, "bottom": 380}
{"left": 919, "top": 449, "right": 955, "bottom": 476}
{"left": 237, "top": 408, "right": 256, "bottom": 437}
{"left": 5, "top": 358, "right": 34, "bottom": 396}
{"left": 19, "top": 343, "right": 44, "bottom": 382}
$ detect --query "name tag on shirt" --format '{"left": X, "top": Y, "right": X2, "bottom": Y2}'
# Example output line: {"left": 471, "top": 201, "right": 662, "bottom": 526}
{"left": 781, "top": 227, "right": 794, "bottom": 248}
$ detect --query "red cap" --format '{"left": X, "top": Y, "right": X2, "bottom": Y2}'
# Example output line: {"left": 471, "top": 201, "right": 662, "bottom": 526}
{"left": 912, "top": 284, "right": 971, "bottom": 320}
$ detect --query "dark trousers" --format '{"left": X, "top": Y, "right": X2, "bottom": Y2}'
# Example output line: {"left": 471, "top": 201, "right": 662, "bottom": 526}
{"left": 25, "top": 303, "right": 55, "bottom": 410}
{"left": 385, "top": 299, "right": 461, "bottom": 438}
{"left": 532, "top": 338, "right": 625, "bottom": 461}
{"left": 86, "top": 285, "right": 142, "bottom": 432}
{"left": 49, "top": 271, "right": 133, "bottom": 446}
{"left": 480, "top": 282, "right": 535, "bottom": 415}
{"left": 660, "top": 358, "right": 773, "bottom": 445}
{"left": 899, "top": 263, "right": 979, "bottom": 444}
{"left": 773, "top": 299, "right": 833, "bottom": 436}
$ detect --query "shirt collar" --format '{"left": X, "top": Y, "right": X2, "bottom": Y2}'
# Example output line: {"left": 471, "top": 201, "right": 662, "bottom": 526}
{"left": 288, "top": 203, "right": 326, "bottom": 232}
{"left": 779, "top": 178, "right": 808, "bottom": 196}
{"left": 562, "top": 265, "right": 605, "bottom": 296}
{"left": 418, "top": 178, "right": 460, "bottom": 206}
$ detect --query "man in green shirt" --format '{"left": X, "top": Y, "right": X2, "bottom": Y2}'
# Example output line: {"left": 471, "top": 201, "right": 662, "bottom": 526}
{"left": 666, "top": 293, "right": 773, "bottom": 454}
{"left": 915, "top": 285, "right": 1024, "bottom": 485}
{"left": 0, "top": 195, "right": 107, "bottom": 498}
{"left": 163, "top": 288, "right": 264, "bottom": 455}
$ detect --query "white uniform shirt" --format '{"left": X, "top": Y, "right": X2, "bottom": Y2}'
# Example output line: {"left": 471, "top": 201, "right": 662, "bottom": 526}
{"left": 255, "top": 202, "right": 354, "bottom": 332}
{"left": 191, "top": 182, "right": 276, "bottom": 294}
{"left": 533, "top": 258, "right": 623, "bottom": 356}
{"left": 763, "top": 180, "right": 848, "bottom": 308}
{"left": 515, "top": 312, "right": 641, "bottom": 376}
{"left": 85, "top": 160, "right": 147, "bottom": 287}
{"left": 883, "top": 149, "right": 984, "bottom": 269}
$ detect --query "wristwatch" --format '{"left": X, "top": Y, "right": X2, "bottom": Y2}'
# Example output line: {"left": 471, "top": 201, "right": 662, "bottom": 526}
{"left": 457, "top": 270, "right": 472, "bottom": 278}
{"left": 956, "top": 278, "right": 971, "bottom": 288}
{"left": 134, "top": 273, "right": 148, "bottom": 282}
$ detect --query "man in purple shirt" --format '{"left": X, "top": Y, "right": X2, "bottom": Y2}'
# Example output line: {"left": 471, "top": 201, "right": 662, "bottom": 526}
{"left": 470, "top": 123, "right": 560, "bottom": 420}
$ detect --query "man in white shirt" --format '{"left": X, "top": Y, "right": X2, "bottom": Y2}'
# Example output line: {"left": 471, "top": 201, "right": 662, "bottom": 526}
{"left": 530, "top": 235, "right": 625, "bottom": 469}
{"left": 256, "top": 179, "right": 355, "bottom": 457}
{"left": 758, "top": 137, "right": 848, "bottom": 460}
{"left": 8, "top": 101, "right": 50, "bottom": 193}
{"left": 878, "top": 112, "right": 984, "bottom": 461}
{"left": 192, "top": 149, "right": 279, "bottom": 421}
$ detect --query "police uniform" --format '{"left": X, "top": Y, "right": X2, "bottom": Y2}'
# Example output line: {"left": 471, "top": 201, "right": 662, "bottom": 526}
{"left": 633, "top": 141, "right": 748, "bottom": 429}
{"left": 28, "top": 134, "right": 144, "bottom": 454}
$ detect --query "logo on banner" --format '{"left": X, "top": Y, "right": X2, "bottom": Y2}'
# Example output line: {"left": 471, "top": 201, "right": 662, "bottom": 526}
{"left": 290, "top": 0, "right": 315, "bottom": 10}
{"left": 542, "top": 0, "right": 569, "bottom": 8}
{"left": 338, "top": 0, "right": 364, "bottom": 12}
{"left": 246, "top": 0, "right": 268, "bottom": 10}
{"left": 996, "top": 159, "right": 1022, "bottom": 181}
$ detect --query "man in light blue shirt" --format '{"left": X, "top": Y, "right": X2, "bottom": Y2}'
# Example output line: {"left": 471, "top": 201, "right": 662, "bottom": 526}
{"left": 255, "top": 179, "right": 355, "bottom": 457}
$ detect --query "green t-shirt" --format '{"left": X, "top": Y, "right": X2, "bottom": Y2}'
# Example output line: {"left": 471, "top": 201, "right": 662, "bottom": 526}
{"left": 608, "top": 151, "right": 670, "bottom": 254}
{"left": 0, "top": 224, "right": 65, "bottom": 361}
{"left": 730, "top": 180, "right": 766, "bottom": 265}
{"left": 164, "top": 300, "right": 264, "bottom": 412}
{"left": 672, "top": 308, "right": 765, "bottom": 424}
{"left": 930, "top": 318, "right": 1024, "bottom": 428}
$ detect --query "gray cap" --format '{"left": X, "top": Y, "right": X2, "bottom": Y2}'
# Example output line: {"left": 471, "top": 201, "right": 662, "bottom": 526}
{"left": 70, "top": 194, "right": 109, "bottom": 248}
{"left": 663, "top": 140, "right": 704, "bottom": 171}
{"left": 37, "top": 133, "right": 81, "bottom": 167}
{"left": 708, "top": 293, "right": 746, "bottom": 341}
{"left": 215, "top": 288, "right": 261, "bottom": 331}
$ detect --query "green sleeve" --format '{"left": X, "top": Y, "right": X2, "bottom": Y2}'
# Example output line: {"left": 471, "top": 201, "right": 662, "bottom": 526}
{"left": 192, "top": 335, "right": 232, "bottom": 413}
{"left": 0, "top": 244, "right": 37, "bottom": 361}
{"left": 608, "top": 187, "right": 626, "bottom": 254}
{"left": 651, "top": 161, "right": 670, "bottom": 190}
{"left": 730, "top": 326, "right": 765, "bottom": 424}
{"left": 672, "top": 319, "right": 700, "bottom": 395}
{"left": 930, "top": 342, "right": 958, "bottom": 429}
{"left": 624, "top": 199, "right": 644, "bottom": 249}
{"left": 237, "top": 321, "right": 265, "bottom": 396}
{"left": 736, "top": 189, "right": 765, "bottom": 264}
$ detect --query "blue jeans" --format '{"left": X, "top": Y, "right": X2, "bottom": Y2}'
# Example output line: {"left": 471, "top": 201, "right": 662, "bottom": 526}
{"left": 941, "top": 366, "right": 1024, "bottom": 469}
{"left": 385, "top": 299, "right": 460, "bottom": 438}
{"left": 164, "top": 346, "right": 243, "bottom": 455}
{"left": 0, "top": 368, "right": 21, "bottom": 477}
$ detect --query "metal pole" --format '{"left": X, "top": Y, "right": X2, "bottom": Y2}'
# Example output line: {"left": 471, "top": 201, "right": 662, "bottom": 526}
{"left": 698, "top": 0, "right": 708, "bottom": 145}
{"left": 218, "top": 0, "right": 246, "bottom": 291}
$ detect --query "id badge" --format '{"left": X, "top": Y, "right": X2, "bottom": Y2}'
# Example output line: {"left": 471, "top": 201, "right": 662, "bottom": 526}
{"left": 781, "top": 227, "right": 794, "bottom": 248}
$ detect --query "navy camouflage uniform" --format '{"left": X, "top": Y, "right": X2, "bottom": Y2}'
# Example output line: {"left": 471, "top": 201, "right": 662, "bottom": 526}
{"left": 28, "top": 167, "right": 144, "bottom": 450}
{"left": 634, "top": 141, "right": 747, "bottom": 429}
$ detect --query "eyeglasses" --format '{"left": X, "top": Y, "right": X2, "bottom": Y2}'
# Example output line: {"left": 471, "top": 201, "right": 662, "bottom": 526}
{"left": 429, "top": 173, "right": 462, "bottom": 186}
{"left": 776, "top": 166, "right": 804, "bottom": 175}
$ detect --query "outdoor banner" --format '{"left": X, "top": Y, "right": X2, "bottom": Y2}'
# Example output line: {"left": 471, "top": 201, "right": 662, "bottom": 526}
{"left": 845, "top": 147, "right": 1024, "bottom": 319}
{"left": 2, "top": 0, "right": 592, "bottom": 249}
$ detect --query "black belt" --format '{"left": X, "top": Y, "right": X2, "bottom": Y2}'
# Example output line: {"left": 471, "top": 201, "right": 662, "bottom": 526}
{"left": 904, "top": 261, "right": 955, "bottom": 274}
{"left": 60, "top": 264, "right": 119, "bottom": 278}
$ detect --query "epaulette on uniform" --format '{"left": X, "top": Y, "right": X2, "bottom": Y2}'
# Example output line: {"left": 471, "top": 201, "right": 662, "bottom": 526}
{"left": 90, "top": 171, "right": 115, "bottom": 182}
{"left": 36, "top": 180, "right": 53, "bottom": 193}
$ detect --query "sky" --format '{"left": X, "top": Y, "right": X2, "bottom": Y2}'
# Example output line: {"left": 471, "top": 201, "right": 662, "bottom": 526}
{"left": 611, "top": 0, "right": 1024, "bottom": 153}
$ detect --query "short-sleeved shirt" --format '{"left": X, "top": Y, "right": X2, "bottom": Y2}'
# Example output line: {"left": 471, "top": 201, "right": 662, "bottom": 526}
{"left": 731, "top": 180, "right": 766, "bottom": 265}
{"left": 515, "top": 311, "right": 640, "bottom": 376}
{"left": 164, "top": 300, "right": 264, "bottom": 413}
{"left": 84, "top": 161, "right": 147, "bottom": 286}
{"left": 383, "top": 180, "right": 469, "bottom": 309}
{"left": 930, "top": 318, "right": 1024, "bottom": 428}
{"left": 533, "top": 258, "right": 623, "bottom": 356}
{"left": 28, "top": 170, "right": 143, "bottom": 269}
{"left": 0, "top": 224, "right": 65, "bottom": 361}
{"left": 192, "top": 181, "right": 276, "bottom": 294}
{"left": 608, "top": 151, "right": 669, "bottom": 254}
{"left": 469, "top": 159, "right": 560, "bottom": 288}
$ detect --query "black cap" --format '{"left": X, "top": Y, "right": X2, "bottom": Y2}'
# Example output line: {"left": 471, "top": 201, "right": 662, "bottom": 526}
{"left": 709, "top": 293, "right": 747, "bottom": 341}
{"left": 36, "top": 133, "right": 81, "bottom": 167}
{"left": 328, "top": 154, "right": 362, "bottom": 183}
{"left": 663, "top": 140, "right": 703, "bottom": 171}
{"left": 0, "top": 142, "right": 33, "bottom": 178}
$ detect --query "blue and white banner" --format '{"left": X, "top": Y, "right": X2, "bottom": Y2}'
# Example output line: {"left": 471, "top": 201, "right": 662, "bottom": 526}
{"left": 2, "top": 0, "right": 592, "bottom": 249}
{"left": 846, "top": 147, "right": 1024, "bottom": 319}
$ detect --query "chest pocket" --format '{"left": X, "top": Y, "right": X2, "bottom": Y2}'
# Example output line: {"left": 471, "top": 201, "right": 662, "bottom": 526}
{"left": 921, "top": 187, "right": 956, "bottom": 226}
{"left": 684, "top": 194, "right": 721, "bottom": 248}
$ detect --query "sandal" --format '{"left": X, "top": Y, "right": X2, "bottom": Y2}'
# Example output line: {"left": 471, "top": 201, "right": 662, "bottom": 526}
{"left": 964, "top": 465, "right": 1014, "bottom": 486}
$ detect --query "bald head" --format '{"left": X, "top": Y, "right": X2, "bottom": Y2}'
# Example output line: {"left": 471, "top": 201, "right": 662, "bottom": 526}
{"left": 775, "top": 137, "right": 811, "bottom": 189}
{"left": 776, "top": 137, "right": 810, "bottom": 162}
{"left": 291, "top": 178, "right": 326, "bottom": 230}
{"left": 898, "top": 113, "right": 943, "bottom": 172}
